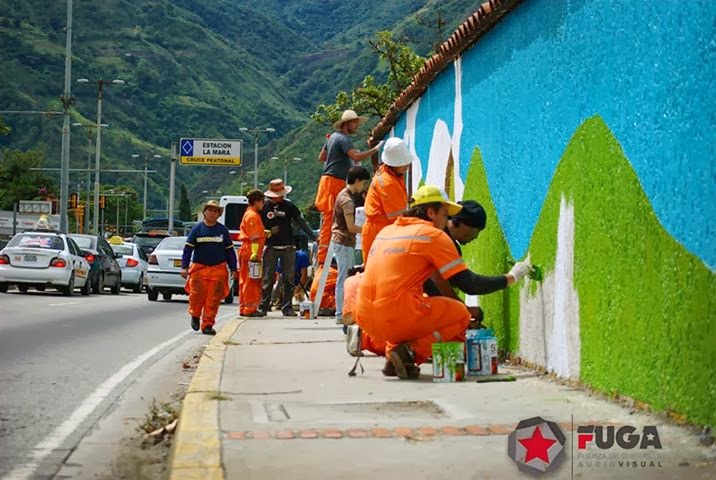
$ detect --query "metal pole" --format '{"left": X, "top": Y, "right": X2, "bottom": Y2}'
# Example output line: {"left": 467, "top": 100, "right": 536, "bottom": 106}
{"left": 12, "top": 202, "right": 18, "bottom": 237}
{"left": 143, "top": 159, "right": 148, "bottom": 220}
{"left": 115, "top": 194, "right": 120, "bottom": 234}
{"left": 77, "top": 183, "right": 81, "bottom": 233}
{"left": 59, "top": 0, "right": 74, "bottom": 233}
{"left": 85, "top": 135, "right": 92, "bottom": 232}
{"left": 168, "top": 142, "right": 177, "bottom": 234}
{"left": 284, "top": 159, "right": 288, "bottom": 184}
{"left": 253, "top": 131, "right": 259, "bottom": 189}
{"left": 93, "top": 81, "right": 103, "bottom": 235}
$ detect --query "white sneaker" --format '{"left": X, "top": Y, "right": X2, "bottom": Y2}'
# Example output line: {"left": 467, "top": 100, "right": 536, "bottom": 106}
{"left": 346, "top": 324, "right": 362, "bottom": 357}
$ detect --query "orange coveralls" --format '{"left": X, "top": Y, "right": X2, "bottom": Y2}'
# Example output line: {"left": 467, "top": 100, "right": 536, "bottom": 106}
{"left": 361, "top": 165, "right": 407, "bottom": 263}
{"left": 309, "top": 264, "right": 337, "bottom": 309}
{"left": 186, "top": 263, "right": 229, "bottom": 331}
{"left": 355, "top": 217, "right": 471, "bottom": 364}
{"left": 238, "top": 208, "right": 265, "bottom": 315}
{"left": 315, "top": 175, "right": 345, "bottom": 263}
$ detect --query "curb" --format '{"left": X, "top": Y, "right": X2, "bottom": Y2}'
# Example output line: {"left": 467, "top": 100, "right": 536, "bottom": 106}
{"left": 168, "top": 317, "right": 245, "bottom": 480}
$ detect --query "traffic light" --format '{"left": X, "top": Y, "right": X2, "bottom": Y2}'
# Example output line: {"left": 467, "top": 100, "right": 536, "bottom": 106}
{"left": 99, "top": 195, "right": 106, "bottom": 209}
{"left": 69, "top": 193, "right": 78, "bottom": 208}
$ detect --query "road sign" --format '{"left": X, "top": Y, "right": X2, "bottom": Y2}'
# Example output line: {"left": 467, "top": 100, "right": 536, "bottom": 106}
{"left": 18, "top": 200, "right": 52, "bottom": 214}
{"left": 180, "top": 138, "right": 242, "bottom": 166}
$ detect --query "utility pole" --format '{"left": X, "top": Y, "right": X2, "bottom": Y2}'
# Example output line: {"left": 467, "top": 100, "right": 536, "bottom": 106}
{"left": 132, "top": 152, "right": 161, "bottom": 220}
{"left": 73, "top": 122, "right": 108, "bottom": 233}
{"left": 168, "top": 142, "right": 177, "bottom": 235}
{"left": 239, "top": 127, "right": 275, "bottom": 189}
{"left": 59, "top": 0, "right": 74, "bottom": 233}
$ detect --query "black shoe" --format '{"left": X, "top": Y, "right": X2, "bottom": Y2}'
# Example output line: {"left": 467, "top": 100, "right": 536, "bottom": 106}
{"left": 202, "top": 326, "right": 216, "bottom": 335}
{"left": 281, "top": 309, "right": 295, "bottom": 317}
{"left": 191, "top": 316, "right": 200, "bottom": 331}
{"left": 388, "top": 343, "right": 419, "bottom": 380}
{"left": 382, "top": 359, "right": 420, "bottom": 378}
{"left": 244, "top": 310, "right": 265, "bottom": 318}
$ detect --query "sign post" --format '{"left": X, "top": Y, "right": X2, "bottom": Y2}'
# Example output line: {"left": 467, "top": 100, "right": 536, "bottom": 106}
{"left": 168, "top": 142, "right": 177, "bottom": 235}
{"left": 179, "top": 138, "right": 242, "bottom": 166}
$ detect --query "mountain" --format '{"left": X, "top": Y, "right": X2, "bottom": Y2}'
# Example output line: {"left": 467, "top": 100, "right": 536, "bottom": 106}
{"left": 0, "top": 0, "right": 480, "bottom": 216}
{"left": 461, "top": 115, "right": 716, "bottom": 426}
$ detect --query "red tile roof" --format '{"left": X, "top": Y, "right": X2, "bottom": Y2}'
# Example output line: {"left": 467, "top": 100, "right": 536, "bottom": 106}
{"left": 368, "top": 0, "right": 523, "bottom": 146}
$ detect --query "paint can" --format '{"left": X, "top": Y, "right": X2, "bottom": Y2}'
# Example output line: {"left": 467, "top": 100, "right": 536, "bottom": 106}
{"left": 432, "top": 342, "right": 465, "bottom": 382}
{"left": 298, "top": 300, "right": 315, "bottom": 319}
{"left": 248, "top": 260, "right": 262, "bottom": 279}
{"left": 466, "top": 329, "right": 498, "bottom": 376}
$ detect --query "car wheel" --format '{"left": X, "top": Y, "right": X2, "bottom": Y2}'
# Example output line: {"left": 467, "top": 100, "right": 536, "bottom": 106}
{"left": 93, "top": 272, "right": 105, "bottom": 294}
{"left": 111, "top": 276, "right": 121, "bottom": 295}
{"left": 147, "top": 288, "right": 158, "bottom": 301}
{"left": 62, "top": 274, "right": 75, "bottom": 296}
{"left": 81, "top": 277, "right": 91, "bottom": 296}
{"left": 36, "top": 286, "right": 46, "bottom": 292}
{"left": 162, "top": 292, "right": 172, "bottom": 301}
{"left": 18, "top": 285, "right": 29, "bottom": 294}
{"left": 132, "top": 275, "right": 143, "bottom": 294}
{"left": 0, "top": 283, "right": 8, "bottom": 293}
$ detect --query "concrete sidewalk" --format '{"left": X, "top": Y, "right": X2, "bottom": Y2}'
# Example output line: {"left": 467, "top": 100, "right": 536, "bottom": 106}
{"left": 169, "top": 312, "right": 715, "bottom": 480}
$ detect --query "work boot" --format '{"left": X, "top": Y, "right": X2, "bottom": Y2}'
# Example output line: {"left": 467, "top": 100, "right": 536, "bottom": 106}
{"left": 382, "top": 359, "right": 420, "bottom": 378}
{"left": 281, "top": 308, "right": 295, "bottom": 317}
{"left": 202, "top": 326, "right": 216, "bottom": 336}
{"left": 388, "top": 343, "right": 420, "bottom": 380}
{"left": 190, "top": 316, "right": 200, "bottom": 331}
{"left": 244, "top": 310, "right": 265, "bottom": 318}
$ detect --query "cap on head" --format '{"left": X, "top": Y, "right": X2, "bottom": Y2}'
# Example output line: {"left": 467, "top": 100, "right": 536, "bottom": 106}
{"left": 332, "top": 109, "right": 368, "bottom": 130}
{"left": 264, "top": 178, "right": 293, "bottom": 198}
{"left": 381, "top": 137, "right": 414, "bottom": 167}
{"left": 409, "top": 185, "right": 462, "bottom": 216}
{"left": 452, "top": 200, "right": 487, "bottom": 229}
{"left": 203, "top": 199, "right": 223, "bottom": 213}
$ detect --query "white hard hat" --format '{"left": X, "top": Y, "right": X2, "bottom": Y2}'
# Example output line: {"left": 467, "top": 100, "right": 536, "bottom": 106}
{"left": 380, "top": 137, "right": 414, "bottom": 167}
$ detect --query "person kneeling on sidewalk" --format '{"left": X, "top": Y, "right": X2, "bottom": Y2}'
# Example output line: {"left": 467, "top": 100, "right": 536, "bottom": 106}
{"left": 355, "top": 186, "right": 532, "bottom": 380}
{"left": 181, "top": 200, "right": 238, "bottom": 335}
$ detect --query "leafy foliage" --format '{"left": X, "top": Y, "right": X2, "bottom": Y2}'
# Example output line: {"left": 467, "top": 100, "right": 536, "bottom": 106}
{"left": 179, "top": 183, "right": 191, "bottom": 221}
{"left": 0, "top": 148, "right": 56, "bottom": 209}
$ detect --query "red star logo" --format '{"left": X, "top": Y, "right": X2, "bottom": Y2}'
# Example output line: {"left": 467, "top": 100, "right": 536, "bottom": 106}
{"left": 518, "top": 425, "right": 557, "bottom": 464}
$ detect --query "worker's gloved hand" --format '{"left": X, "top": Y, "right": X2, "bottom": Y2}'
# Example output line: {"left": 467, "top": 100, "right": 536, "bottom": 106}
{"left": 264, "top": 229, "right": 272, "bottom": 238}
{"left": 374, "top": 140, "right": 385, "bottom": 150}
{"left": 250, "top": 254, "right": 260, "bottom": 262}
{"left": 508, "top": 261, "right": 532, "bottom": 282}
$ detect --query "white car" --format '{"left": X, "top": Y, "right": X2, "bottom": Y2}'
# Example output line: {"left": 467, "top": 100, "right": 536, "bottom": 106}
{"left": 110, "top": 242, "right": 149, "bottom": 293}
{"left": 146, "top": 236, "right": 235, "bottom": 303}
{"left": 0, "top": 230, "right": 91, "bottom": 296}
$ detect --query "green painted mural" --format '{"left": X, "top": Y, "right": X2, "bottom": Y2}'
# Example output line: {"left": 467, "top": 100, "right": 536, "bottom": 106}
{"left": 460, "top": 116, "right": 716, "bottom": 426}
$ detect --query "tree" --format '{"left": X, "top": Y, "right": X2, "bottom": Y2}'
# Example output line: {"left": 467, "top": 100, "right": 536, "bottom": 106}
{"left": 311, "top": 31, "right": 424, "bottom": 126}
{"left": 0, "top": 115, "right": 10, "bottom": 136}
{"left": 179, "top": 183, "right": 192, "bottom": 221}
{"left": 0, "top": 148, "right": 56, "bottom": 210}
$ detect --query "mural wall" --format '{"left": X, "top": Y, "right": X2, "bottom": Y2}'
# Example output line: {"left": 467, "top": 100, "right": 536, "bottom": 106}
{"left": 391, "top": 0, "right": 715, "bottom": 426}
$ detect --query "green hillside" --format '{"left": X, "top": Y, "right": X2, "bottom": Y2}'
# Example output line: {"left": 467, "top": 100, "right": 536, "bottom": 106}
{"left": 0, "top": 0, "right": 481, "bottom": 217}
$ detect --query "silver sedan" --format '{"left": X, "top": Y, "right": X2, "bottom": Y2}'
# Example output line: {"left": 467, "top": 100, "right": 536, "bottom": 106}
{"left": 110, "top": 242, "right": 149, "bottom": 293}
{"left": 0, "top": 230, "right": 91, "bottom": 295}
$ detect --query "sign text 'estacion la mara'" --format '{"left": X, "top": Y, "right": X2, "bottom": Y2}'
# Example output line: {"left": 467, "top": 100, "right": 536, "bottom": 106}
{"left": 179, "top": 138, "right": 242, "bottom": 166}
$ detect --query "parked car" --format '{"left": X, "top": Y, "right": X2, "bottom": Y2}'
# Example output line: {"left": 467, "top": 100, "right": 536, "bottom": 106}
{"left": 131, "top": 231, "right": 170, "bottom": 256}
{"left": 146, "top": 236, "right": 235, "bottom": 303}
{"left": 110, "top": 242, "right": 148, "bottom": 293}
{"left": 69, "top": 234, "right": 122, "bottom": 294}
{"left": 0, "top": 230, "right": 91, "bottom": 295}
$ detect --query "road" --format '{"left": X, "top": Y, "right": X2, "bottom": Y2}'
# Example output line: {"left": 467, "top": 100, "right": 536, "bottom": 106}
{"left": 0, "top": 288, "right": 233, "bottom": 479}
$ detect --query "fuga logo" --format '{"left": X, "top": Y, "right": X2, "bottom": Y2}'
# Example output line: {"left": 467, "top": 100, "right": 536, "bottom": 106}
{"left": 577, "top": 425, "right": 662, "bottom": 450}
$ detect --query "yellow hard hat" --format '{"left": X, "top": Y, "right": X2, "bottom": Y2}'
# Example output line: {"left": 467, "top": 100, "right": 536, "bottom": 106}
{"left": 409, "top": 185, "right": 463, "bottom": 216}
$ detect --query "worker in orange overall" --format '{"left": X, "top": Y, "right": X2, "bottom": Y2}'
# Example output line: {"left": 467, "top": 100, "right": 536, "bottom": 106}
{"left": 355, "top": 185, "right": 532, "bottom": 379}
{"left": 315, "top": 109, "right": 383, "bottom": 263}
{"left": 238, "top": 190, "right": 266, "bottom": 317}
{"left": 180, "top": 200, "right": 238, "bottom": 335}
{"left": 360, "top": 137, "right": 411, "bottom": 263}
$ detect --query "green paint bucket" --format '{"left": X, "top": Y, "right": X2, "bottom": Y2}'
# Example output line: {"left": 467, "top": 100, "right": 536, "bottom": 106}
{"left": 432, "top": 342, "right": 465, "bottom": 383}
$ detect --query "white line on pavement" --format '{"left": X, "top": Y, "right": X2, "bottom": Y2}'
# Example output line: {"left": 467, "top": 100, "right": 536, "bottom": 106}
{"left": 47, "top": 302, "right": 79, "bottom": 307}
{"left": 2, "top": 311, "right": 236, "bottom": 480}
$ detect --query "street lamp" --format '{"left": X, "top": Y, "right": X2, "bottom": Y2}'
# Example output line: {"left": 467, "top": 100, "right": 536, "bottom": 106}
{"left": 72, "top": 122, "right": 108, "bottom": 233}
{"left": 76, "top": 77, "right": 125, "bottom": 235}
{"left": 131, "top": 153, "right": 162, "bottom": 220}
{"left": 271, "top": 156, "right": 302, "bottom": 184}
{"left": 238, "top": 126, "right": 275, "bottom": 189}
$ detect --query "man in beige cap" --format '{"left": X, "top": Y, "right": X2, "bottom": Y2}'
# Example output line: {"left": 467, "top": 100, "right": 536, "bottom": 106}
{"left": 315, "top": 110, "right": 384, "bottom": 264}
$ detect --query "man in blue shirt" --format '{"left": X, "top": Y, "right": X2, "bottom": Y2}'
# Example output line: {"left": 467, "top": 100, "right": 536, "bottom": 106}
{"left": 180, "top": 200, "right": 237, "bottom": 335}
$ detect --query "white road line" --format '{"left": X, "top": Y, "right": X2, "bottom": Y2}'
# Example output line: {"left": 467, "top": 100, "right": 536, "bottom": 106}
{"left": 47, "top": 302, "right": 79, "bottom": 307}
{"left": 2, "top": 311, "right": 236, "bottom": 480}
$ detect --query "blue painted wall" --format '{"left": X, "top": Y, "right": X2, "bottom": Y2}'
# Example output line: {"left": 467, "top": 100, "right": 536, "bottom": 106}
{"left": 395, "top": 0, "right": 715, "bottom": 268}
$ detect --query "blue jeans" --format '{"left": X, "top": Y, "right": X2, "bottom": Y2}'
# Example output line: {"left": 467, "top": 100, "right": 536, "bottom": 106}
{"left": 333, "top": 242, "right": 355, "bottom": 321}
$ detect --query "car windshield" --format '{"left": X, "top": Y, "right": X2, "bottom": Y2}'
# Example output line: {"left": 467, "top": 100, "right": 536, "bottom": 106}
{"left": 157, "top": 237, "right": 187, "bottom": 250}
{"left": 111, "top": 244, "right": 134, "bottom": 256}
{"left": 223, "top": 203, "right": 248, "bottom": 230}
{"left": 71, "top": 236, "right": 95, "bottom": 249}
{"left": 132, "top": 236, "right": 165, "bottom": 248}
{"left": 8, "top": 234, "right": 65, "bottom": 250}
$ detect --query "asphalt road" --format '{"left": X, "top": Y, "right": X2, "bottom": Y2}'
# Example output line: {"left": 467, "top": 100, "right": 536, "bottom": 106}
{"left": 0, "top": 288, "right": 233, "bottom": 479}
